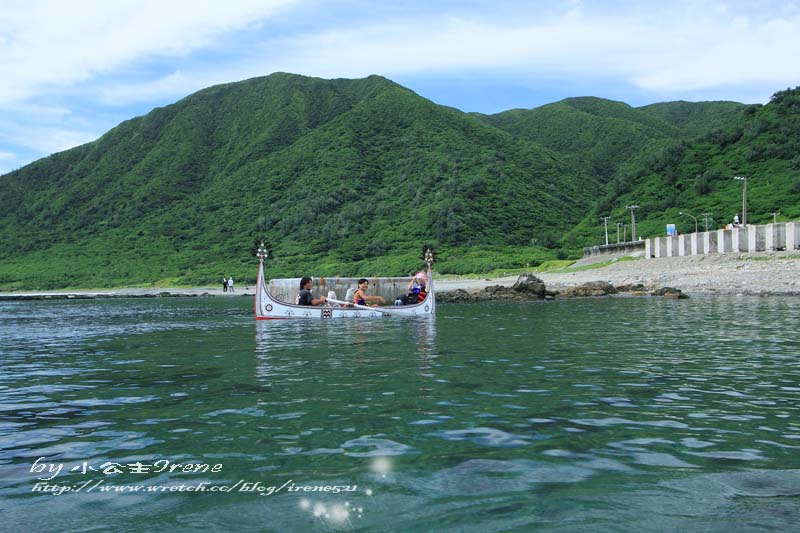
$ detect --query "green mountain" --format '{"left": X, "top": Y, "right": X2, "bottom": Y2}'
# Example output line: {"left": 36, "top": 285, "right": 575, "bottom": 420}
{"left": 0, "top": 74, "right": 594, "bottom": 289}
{"left": 1, "top": 73, "right": 796, "bottom": 290}
{"left": 482, "top": 96, "right": 745, "bottom": 181}
{"left": 563, "top": 88, "right": 800, "bottom": 245}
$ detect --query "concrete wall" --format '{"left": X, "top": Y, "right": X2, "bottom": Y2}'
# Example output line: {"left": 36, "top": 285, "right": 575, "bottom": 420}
{"left": 678, "top": 235, "right": 691, "bottom": 256}
{"left": 788, "top": 222, "right": 800, "bottom": 250}
{"left": 666, "top": 236, "right": 678, "bottom": 256}
{"left": 748, "top": 225, "right": 766, "bottom": 252}
{"left": 732, "top": 227, "right": 748, "bottom": 252}
{"left": 717, "top": 229, "right": 732, "bottom": 253}
{"left": 702, "top": 231, "right": 717, "bottom": 255}
{"left": 643, "top": 220, "right": 800, "bottom": 259}
{"left": 690, "top": 233, "right": 705, "bottom": 255}
{"left": 654, "top": 237, "right": 667, "bottom": 258}
{"left": 766, "top": 223, "right": 786, "bottom": 251}
{"left": 583, "top": 241, "right": 646, "bottom": 258}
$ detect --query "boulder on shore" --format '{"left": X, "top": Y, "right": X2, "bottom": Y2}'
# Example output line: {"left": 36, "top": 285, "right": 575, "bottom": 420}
{"left": 614, "top": 283, "right": 647, "bottom": 293}
{"left": 436, "top": 273, "right": 688, "bottom": 303}
{"left": 651, "top": 286, "right": 687, "bottom": 299}
{"left": 556, "top": 282, "right": 686, "bottom": 299}
{"left": 437, "top": 273, "right": 549, "bottom": 303}
{"left": 512, "top": 273, "right": 547, "bottom": 298}
{"left": 437, "top": 288, "right": 475, "bottom": 303}
{"left": 559, "top": 281, "right": 617, "bottom": 298}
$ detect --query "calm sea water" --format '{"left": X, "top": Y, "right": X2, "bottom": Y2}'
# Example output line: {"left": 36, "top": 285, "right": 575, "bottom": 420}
{"left": 2, "top": 296, "right": 800, "bottom": 532}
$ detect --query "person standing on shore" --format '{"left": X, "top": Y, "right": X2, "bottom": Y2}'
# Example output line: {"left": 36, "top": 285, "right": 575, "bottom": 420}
{"left": 228, "top": 277, "right": 234, "bottom": 293}
{"left": 222, "top": 276, "right": 228, "bottom": 293}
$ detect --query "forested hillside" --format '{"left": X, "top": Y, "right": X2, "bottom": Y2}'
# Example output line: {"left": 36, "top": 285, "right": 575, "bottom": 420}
{"left": 483, "top": 97, "right": 745, "bottom": 184}
{"left": 0, "top": 73, "right": 796, "bottom": 290}
{"left": 0, "top": 74, "right": 592, "bottom": 288}
{"left": 563, "top": 87, "right": 800, "bottom": 246}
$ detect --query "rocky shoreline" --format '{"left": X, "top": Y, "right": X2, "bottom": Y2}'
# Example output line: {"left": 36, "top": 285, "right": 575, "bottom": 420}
{"left": 1, "top": 251, "right": 798, "bottom": 301}
{"left": 537, "top": 250, "right": 800, "bottom": 297}
{"left": 436, "top": 274, "right": 686, "bottom": 303}
{"left": 435, "top": 250, "right": 800, "bottom": 299}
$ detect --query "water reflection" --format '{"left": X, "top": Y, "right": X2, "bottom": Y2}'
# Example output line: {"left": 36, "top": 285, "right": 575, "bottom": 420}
{"left": 252, "top": 317, "right": 439, "bottom": 412}
{"left": 413, "top": 317, "right": 437, "bottom": 362}
{"left": 254, "top": 316, "right": 437, "bottom": 360}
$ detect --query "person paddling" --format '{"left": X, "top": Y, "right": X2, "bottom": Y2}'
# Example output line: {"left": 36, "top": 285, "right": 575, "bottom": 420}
{"left": 353, "top": 278, "right": 385, "bottom": 307}
{"left": 297, "top": 277, "right": 327, "bottom": 306}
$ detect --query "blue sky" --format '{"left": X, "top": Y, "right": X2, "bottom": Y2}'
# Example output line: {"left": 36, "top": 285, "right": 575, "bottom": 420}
{"left": 1, "top": 0, "right": 799, "bottom": 175}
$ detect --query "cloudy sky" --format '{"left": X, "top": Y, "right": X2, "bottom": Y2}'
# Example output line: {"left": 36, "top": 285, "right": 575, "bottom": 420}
{"left": 1, "top": 0, "right": 799, "bottom": 175}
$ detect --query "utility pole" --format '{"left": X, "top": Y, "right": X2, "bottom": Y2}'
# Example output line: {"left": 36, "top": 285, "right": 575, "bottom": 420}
{"left": 600, "top": 216, "right": 610, "bottom": 245}
{"left": 701, "top": 212, "right": 713, "bottom": 232}
{"left": 734, "top": 176, "right": 748, "bottom": 226}
{"left": 626, "top": 205, "right": 639, "bottom": 241}
{"left": 616, "top": 222, "right": 623, "bottom": 244}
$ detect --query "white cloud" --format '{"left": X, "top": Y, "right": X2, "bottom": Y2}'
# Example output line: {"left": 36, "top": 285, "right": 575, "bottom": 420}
{"left": 96, "top": 71, "right": 196, "bottom": 106}
{"left": 0, "top": 0, "right": 301, "bottom": 168}
{"left": 635, "top": 15, "right": 800, "bottom": 91}
{"left": 4, "top": 1, "right": 798, "bottom": 110}
{"left": 234, "top": 1, "right": 800, "bottom": 97}
{"left": 0, "top": 101, "right": 72, "bottom": 117}
{"left": 30, "top": 128, "right": 99, "bottom": 155}
{"left": 0, "top": 122, "right": 97, "bottom": 155}
{"left": 2, "top": 1, "right": 800, "bottom": 172}
{"left": 0, "top": 0, "right": 300, "bottom": 105}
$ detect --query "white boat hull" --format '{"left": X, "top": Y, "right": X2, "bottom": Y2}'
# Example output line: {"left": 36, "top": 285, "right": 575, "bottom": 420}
{"left": 254, "top": 260, "right": 435, "bottom": 319}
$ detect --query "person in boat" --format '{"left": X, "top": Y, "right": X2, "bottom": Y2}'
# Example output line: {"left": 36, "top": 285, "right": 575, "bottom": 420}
{"left": 353, "top": 278, "right": 385, "bottom": 307}
{"left": 395, "top": 272, "right": 427, "bottom": 305}
{"left": 297, "top": 277, "right": 327, "bottom": 306}
{"left": 408, "top": 271, "right": 427, "bottom": 302}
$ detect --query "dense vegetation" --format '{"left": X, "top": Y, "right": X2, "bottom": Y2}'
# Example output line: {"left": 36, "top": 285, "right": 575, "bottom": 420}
{"left": 562, "top": 88, "right": 800, "bottom": 245}
{"left": 0, "top": 73, "right": 797, "bottom": 289}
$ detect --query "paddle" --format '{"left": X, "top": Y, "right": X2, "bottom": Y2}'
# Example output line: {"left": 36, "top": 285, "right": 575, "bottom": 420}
{"left": 326, "top": 297, "right": 409, "bottom": 317}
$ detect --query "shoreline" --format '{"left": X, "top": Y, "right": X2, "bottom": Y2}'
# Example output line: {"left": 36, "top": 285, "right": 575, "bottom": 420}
{"left": 1, "top": 251, "right": 799, "bottom": 300}
{"left": 536, "top": 250, "right": 800, "bottom": 297}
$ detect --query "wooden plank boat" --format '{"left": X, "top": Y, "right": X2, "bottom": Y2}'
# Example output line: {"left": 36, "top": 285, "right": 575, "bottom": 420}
{"left": 254, "top": 248, "right": 436, "bottom": 320}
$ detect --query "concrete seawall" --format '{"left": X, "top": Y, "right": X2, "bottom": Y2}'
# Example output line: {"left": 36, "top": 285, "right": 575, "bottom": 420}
{"left": 644, "top": 222, "right": 800, "bottom": 258}
{"left": 582, "top": 241, "right": 646, "bottom": 258}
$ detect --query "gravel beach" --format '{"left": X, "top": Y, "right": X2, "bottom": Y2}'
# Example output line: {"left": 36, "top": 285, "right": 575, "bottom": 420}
{"left": 538, "top": 251, "right": 800, "bottom": 296}
{"left": 2, "top": 251, "right": 798, "bottom": 300}
{"left": 438, "top": 250, "right": 800, "bottom": 297}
